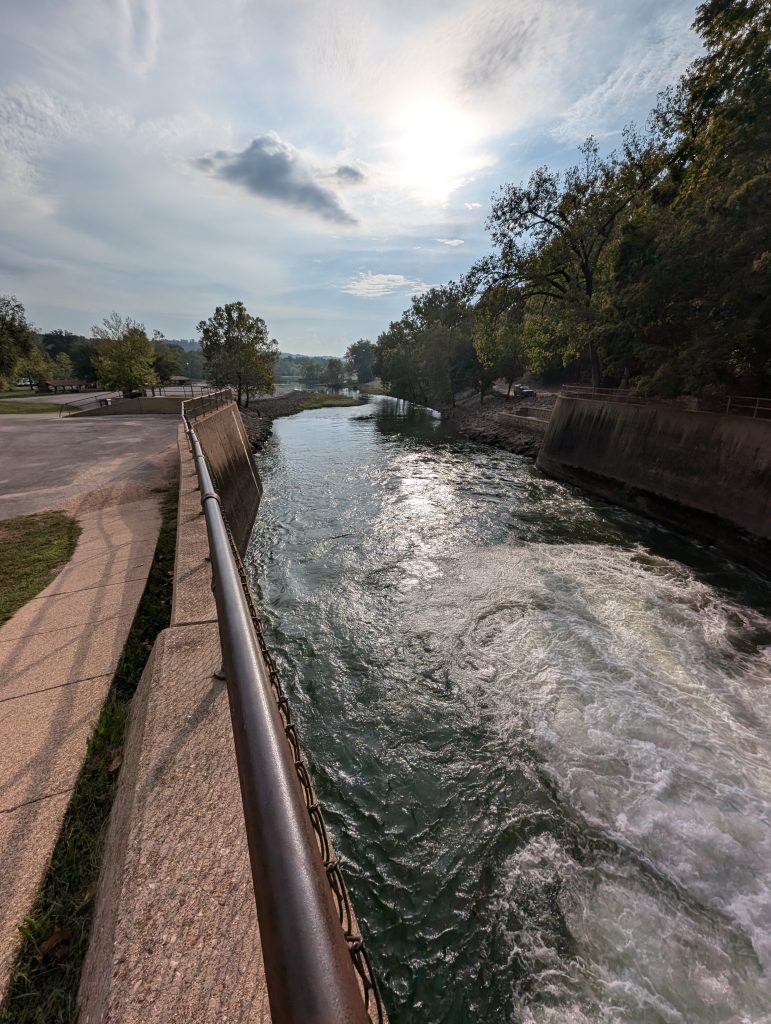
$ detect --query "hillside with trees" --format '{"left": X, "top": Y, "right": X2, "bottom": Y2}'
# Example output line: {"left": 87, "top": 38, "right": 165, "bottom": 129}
{"left": 375, "top": 0, "right": 769, "bottom": 404}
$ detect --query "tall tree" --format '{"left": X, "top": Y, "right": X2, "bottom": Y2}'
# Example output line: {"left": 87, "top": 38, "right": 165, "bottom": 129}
{"left": 323, "top": 357, "right": 345, "bottom": 387}
{"left": 0, "top": 296, "right": 36, "bottom": 388}
{"left": 92, "top": 319, "right": 159, "bottom": 394}
{"left": 471, "top": 136, "right": 661, "bottom": 387}
{"left": 613, "top": 0, "right": 771, "bottom": 396}
{"left": 197, "top": 301, "right": 277, "bottom": 406}
{"left": 345, "top": 340, "right": 376, "bottom": 383}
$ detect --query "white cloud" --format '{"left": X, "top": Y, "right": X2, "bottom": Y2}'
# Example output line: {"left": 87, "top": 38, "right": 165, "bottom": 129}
{"left": 341, "top": 272, "right": 429, "bottom": 298}
{"left": 553, "top": 9, "right": 701, "bottom": 143}
{"left": 436, "top": 238, "right": 464, "bottom": 246}
{"left": 464, "top": 202, "right": 482, "bottom": 210}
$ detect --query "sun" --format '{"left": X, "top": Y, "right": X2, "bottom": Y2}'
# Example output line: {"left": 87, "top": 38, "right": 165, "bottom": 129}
{"left": 388, "top": 96, "right": 492, "bottom": 204}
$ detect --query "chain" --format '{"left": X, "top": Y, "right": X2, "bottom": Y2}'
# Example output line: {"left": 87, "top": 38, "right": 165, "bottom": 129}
{"left": 224, "top": 522, "right": 385, "bottom": 1024}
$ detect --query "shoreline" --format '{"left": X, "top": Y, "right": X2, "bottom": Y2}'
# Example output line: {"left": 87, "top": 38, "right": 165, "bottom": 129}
{"left": 239, "top": 390, "right": 364, "bottom": 448}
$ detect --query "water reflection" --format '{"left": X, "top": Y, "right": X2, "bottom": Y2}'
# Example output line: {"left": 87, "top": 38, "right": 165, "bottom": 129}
{"left": 248, "top": 397, "right": 771, "bottom": 1023}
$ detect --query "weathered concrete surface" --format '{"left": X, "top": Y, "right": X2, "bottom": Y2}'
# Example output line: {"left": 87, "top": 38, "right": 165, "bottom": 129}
{"left": 0, "top": 415, "right": 177, "bottom": 996}
{"left": 537, "top": 397, "right": 771, "bottom": 561}
{"left": 0, "top": 416, "right": 178, "bottom": 519}
{"left": 0, "top": 498, "right": 162, "bottom": 995}
{"left": 80, "top": 428, "right": 270, "bottom": 1023}
{"left": 171, "top": 425, "right": 218, "bottom": 627}
{"left": 75, "top": 396, "right": 184, "bottom": 417}
{"left": 191, "top": 403, "right": 261, "bottom": 556}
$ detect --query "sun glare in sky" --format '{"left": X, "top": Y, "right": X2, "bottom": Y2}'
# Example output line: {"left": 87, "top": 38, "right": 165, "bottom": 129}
{"left": 389, "top": 97, "right": 493, "bottom": 203}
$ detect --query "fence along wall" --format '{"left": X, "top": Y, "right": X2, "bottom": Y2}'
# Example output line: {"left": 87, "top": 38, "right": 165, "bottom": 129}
{"left": 189, "top": 400, "right": 262, "bottom": 555}
{"left": 537, "top": 396, "right": 771, "bottom": 553}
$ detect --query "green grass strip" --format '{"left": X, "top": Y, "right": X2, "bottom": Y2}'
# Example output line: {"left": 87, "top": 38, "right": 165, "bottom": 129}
{"left": 0, "top": 514, "right": 81, "bottom": 626}
{"left": 298, "top": 392, "right": 365, "bottom": 409}
{"left": 0, "top": 484, "right": 178, "bottom": 1024}
{"left": 0, "top": 402, "right": 72, "bottom": 415}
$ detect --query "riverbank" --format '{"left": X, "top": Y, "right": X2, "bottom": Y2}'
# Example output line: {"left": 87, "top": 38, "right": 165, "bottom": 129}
{"left": 438, "top": 390, "right": 555, "bottom": 458}
{"left": 239, "top": 390, "right": 364, "bottom": 448}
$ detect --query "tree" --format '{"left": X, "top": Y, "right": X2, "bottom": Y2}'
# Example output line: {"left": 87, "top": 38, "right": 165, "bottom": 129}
{"left": 53, "top": 352, "right": 74, "bottom": 380}
{"left": 612, "top": 0, "right": 771, "bottom": 396}
{"left": 322, "top": 357, "right": 345, "bottom": 387}
{"left": 345, "top": 340, "right": 376, "bottom": 383}
{"left": 92, "top": 316, "right": 159, "bottom": 394}
{"left": 0, "top": 296, "right": 36, "bottom": 388}
{"left": 197, "top": 301, "right": 277, "bottom": 406}
{"left": 472, "top": 136, "right": 661, "bottom": 387}
{"left": 150, "top": 331, "right": 181, "bottom": 385}
{"left": 473, "top": 285, "right": 526, "bottom": 397}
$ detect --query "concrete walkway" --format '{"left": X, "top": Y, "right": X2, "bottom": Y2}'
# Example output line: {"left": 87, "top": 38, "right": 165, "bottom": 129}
{"left": 0, "top": 416, "right": 177, "bottom": 995}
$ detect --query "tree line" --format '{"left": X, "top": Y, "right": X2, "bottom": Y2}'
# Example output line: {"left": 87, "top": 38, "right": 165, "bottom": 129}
{"left": 373, "top": 0, "right": 769, "bottom": 403}
{"left": 0, "top": 299, "right": 279, "bottom": 402}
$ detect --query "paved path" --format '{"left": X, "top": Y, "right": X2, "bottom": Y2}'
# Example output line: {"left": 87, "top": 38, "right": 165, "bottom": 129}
{"left": 0, "top": 416, "right": 178, "bottom": 995}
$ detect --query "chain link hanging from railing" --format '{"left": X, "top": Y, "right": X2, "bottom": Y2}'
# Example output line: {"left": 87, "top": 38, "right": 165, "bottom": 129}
{"left": 224, "top": 520, "right": 386, "bottom": 1024}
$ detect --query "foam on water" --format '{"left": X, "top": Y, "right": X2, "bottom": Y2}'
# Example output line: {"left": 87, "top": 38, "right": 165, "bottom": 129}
{"left": 409, "top": 542, "right": 771, "bottom": 1018}
{"left": 251, "top": 398, "right": 771, "bottom": 1022}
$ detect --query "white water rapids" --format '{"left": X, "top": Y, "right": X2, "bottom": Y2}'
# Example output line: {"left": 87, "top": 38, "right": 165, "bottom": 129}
{"left": 249, "top": 398, "right": 771, "bottom": 1022}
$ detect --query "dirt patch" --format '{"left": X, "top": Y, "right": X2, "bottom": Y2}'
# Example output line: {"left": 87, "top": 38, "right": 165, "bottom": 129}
{"left": 439, "top": 391, "right": 556, "bottom": 458}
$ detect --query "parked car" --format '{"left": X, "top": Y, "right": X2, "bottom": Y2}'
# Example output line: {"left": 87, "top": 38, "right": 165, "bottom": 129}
{"left": 510, "top": 384, "right": 536, "bottom": 398}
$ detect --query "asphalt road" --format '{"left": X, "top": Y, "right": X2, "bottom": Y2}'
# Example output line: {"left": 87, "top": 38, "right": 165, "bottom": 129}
{"left": 0, "top": 416, "right": 179, "bottom": 518}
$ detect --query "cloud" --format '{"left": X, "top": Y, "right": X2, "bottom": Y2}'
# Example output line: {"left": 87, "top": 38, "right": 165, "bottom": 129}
{"left": 195, "top": 133, "right": 357, "bottom": 225}
{"left": 461, "top": 12, "right": 536, "bottom": 91}
{"left": 341, "top": 272, "right": 429, "bottom": 298}
{"left": 332, "top": 163, "right": 366, "bottom": 184}
{"left": 436, "top": 238, "right": 464, "bottom": 246}
{"left": 553, "top": 9, "right": 700, "bottom": 143}
{"left": 118, "top": 0, "right": 160, "bottom": 75}
{"left": 464, "top": 202, "right": 482, "bottom": 210}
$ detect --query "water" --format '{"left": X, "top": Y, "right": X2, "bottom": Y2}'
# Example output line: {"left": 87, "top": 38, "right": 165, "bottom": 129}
{"left": 246, "top": 397, "right": 771, "bottom": 1023}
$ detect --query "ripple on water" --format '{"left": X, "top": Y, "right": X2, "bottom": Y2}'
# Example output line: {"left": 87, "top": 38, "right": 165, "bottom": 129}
{"left": 249, "top": 398, "right": 771, "bottom": 1023}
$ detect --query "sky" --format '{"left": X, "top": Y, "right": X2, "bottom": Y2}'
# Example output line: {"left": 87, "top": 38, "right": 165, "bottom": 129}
{"left": 0, "top": 0, "right": 702, "bottom": 356}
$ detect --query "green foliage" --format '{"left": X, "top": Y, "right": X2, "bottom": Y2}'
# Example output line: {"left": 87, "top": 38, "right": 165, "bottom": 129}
{"left": 53, "top": 352, "right": 74, "bottom": 379}
{"left": 198, "top": 301, "right": 277, "bottom": 405}
{"left": 150, "top": 331, "right": 181, "bottom": 384}
{"left": 0, "top": 295, "right": 36, "bottom": 389}
{"left": 373, "top": 0, "right": 770, "bottom": 401}
{"left": 91, "top": 316, "right": 159, "bottom": 394}
{"left": 0, "top": 512, "right": 80, "bottom": 624}
{"left": 345, "top": 339, "right": 376, "bottom": 383}
{"left": 322, "top": 357, "right": 345, "bottom": 387}
{"left": 374, "top": 285, "right": 481, "bottom": 406}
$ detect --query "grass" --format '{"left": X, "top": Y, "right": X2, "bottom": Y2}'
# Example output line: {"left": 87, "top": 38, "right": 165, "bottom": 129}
{"left": 0, "top": 513, "right": 81, "bottom": 626}
{"left": 0, "top": 485, "right": 178, "bottom": 1024}
{"left": 299, "top": 392, "right": 366, "bottom": 409}
{"left": 0, "top": 401, "right": 71, "bottom": 415}
{"left": 0, "top": 389, "right": 37, "bottom": 399}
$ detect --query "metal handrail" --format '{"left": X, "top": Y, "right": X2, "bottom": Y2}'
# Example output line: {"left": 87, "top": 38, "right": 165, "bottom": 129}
{"left": 182, "top": 410, "right": 374, "bottom": 1024}
{"left": 561, "top": 385, "right": 771, "bottom": 419}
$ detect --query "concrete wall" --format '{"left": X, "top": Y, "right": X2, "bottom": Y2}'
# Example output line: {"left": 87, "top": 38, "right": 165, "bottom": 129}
{"left": 76, "top": 397, "right": 184, "bottom": 416}
{"left": 191, "top": 402, "right": 262, "bottom": 555}
{"left": 537, "top": 396, "right": 771, "bottom": 551}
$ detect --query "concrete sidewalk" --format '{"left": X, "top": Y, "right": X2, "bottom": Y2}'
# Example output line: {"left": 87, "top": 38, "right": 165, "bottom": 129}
{"left": 0, "top": 416, "right": 178, "bottom": 995}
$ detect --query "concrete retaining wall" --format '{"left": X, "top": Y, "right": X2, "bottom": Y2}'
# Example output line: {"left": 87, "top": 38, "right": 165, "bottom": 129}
{"left": 537, "top": 397, "right": 771, "bottom": 557}
{"left": 190, "top": 402, "right": 262, "bottom": 556}
{"left": 75, "top": 397, "right": 184, "bottom": 416}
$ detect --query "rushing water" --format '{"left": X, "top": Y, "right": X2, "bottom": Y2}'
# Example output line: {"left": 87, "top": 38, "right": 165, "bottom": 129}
{"left": 246, "top": 397, "right": 771, "bottom": 1024}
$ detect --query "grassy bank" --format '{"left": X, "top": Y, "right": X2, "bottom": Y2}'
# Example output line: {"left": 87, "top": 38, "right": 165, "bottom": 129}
{"left": 0, "top": 513, "right": 81, "bottom": 625}
{"left": 297, "top": 392, "right": 365, "bottom": 409}
{"left": 0, "top": 485, "right": 178, "bottom": 1024}
{"left": 0, "top": 401, "right": 71, "bottom": 415}
{"left": 0, "top": 390, "right": 37, "bottom": 400}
